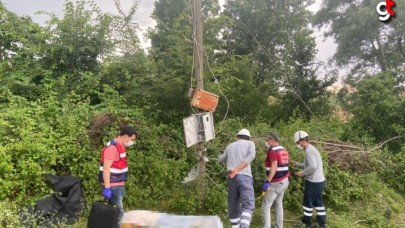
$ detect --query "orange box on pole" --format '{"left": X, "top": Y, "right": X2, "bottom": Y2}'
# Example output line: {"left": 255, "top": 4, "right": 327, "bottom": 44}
{"left": 191, "top": 89, "right": 219, "bottom": 112}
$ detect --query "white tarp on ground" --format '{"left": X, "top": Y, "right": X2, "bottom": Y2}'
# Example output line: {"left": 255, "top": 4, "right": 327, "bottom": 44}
{"left": 121, "top": 210, "right": 223, "bottom": 228}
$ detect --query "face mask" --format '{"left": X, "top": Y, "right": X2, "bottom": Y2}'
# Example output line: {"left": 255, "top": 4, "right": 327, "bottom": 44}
{"left": 296, "top": 142, "right": 303, "bottom": 149}
{"left": 265, "top": 141, "right": 271, "bottom": 150}
{"left": 125, "top": 140, "right": 134, "bottom": 147}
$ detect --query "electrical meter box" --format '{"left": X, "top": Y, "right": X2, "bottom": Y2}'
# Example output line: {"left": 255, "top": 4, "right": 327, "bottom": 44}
{"left": 191, "top": 89, "right": 219, "bottom": 112}
{"left": 183, "top": 112, "right": 215, "bottom": 148}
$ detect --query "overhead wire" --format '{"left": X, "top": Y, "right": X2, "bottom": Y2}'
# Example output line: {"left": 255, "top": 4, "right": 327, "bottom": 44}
{"left": 182, "top": 0, "right": 232, "bottom": 182}
{"left": 183, "top": 1, "right": 320, "bottom": 187}
{"left": 183, "top": 0, "right": 198, "bottom": 114}
{"left": 194, "top": 40, "right": 230, "bottom": 134}
{"left": 205, "top": 163, "right": 225, "bottom": 176}
{"left": 192, "top": 40, "right": 231, "bottom": 178}
{"left": 191, "top": 6, "right": 313, "bottom": 180}
{"left": 189, "top": 0, "right": 202, "bottom": 91}
{"left": 205, "top": 172, "right": 228, "bottom": 195}
{"left": 194, "top": 23, "right": 232, "bottom": 179}
{"left": 182, "top": 0, "right": 230, "bottom": 127}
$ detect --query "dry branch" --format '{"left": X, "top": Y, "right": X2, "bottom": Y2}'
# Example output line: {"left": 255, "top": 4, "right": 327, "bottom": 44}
{"left": 311, "top": 139, "right": 371, "bottom": 173}
{"left": 368, "top": 135, "right": 404, "bottom": 153}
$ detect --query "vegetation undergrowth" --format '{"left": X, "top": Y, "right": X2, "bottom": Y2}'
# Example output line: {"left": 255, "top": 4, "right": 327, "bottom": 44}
{"left": 1, "top": 0, "right": 404, "bottom": 227}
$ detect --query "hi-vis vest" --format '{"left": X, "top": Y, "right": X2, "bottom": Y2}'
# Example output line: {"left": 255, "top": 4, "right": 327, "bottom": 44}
{"left": 98, "top": 140, "right": 128, "bottom": 183}
{"left": 265, "top": 145, "right": 290, "bottom": 182}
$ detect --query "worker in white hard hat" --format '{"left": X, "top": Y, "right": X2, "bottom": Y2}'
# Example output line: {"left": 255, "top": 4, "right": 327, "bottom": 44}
{"left": 292, "top": 131, "right": 326, "bottom": 228}
{"left": 218, "top": 128, "right": 256, "bottom": 228}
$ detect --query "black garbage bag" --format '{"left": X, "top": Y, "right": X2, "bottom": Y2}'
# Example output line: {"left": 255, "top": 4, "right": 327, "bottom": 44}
{"left": 20, "top": 174, "right": 85, "bottom": 227}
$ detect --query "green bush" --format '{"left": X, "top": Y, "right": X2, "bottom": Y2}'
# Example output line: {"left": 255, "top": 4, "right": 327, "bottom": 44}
{"left": 0, "top": 90, "right": 404, "bottom": 227}
{"left": 375, "top": 147, "right": 405, "bottom": 193}
{"left": 0, "top": 201, "right": 21, "bottom": 228}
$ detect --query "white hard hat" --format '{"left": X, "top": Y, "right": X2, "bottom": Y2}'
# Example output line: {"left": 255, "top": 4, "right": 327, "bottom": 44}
{"left": 237, "top": 128, "right": 251, "bottom": 138}
{"left": 294, "top": 130, "right": 309, "bottom": 143}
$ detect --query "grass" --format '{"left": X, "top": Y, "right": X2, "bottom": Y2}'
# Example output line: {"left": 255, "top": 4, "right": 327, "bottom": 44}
{"left": 221, "top": 174, "right": 405, "bottom": 228}
{"left": 2, "top": 174, "right": 405, "bottom": 228}
{"left": 3, "top": 193, "right": 405, "bottom": 228}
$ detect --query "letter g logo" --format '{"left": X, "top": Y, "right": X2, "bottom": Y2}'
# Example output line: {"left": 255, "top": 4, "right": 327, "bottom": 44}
{"left": 376, "top": 0, "right": 396, "bottom": 22}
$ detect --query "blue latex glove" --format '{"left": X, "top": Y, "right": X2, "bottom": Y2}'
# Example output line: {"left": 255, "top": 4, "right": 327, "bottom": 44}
{"left": 102, "top": 187, "right": 112, "bottom": 199}
{"left": 262, "top": 181, "right": 271, "bottom": 192}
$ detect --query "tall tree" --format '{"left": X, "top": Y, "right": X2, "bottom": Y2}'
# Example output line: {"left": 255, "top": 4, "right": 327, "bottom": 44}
{"left": 39, "top": 0, "right": 114, "bottom": 97}
{"left": 96, "top": 0, "right": 154, "bottom": 106}
{"left": 212, "top": 54, "right": 270, "bottom": 124}
{"left": 221, "top": 0, "right": 333, "bottom": 121}
{"left": 314, "top": 0, "right": 405, "bottom": 85}
{"left": 342, "top": 72, "right": 405, "bottom": 152}
{"left": 0, "top": 2, "right": 50, "bottom": 101}
{"left": 109, "top": 0, "right": 142, "bottom": 55}
{"left": 98, "top": 52, "right": 156, "bottom": 107}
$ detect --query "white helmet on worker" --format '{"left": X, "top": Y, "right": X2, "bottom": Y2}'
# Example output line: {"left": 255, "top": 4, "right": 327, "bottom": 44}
{"left": 237, "top": 128, "right": 251, "bottom": 138}
{"left": 294, "top": 130, "right": 309, "bottom": 143}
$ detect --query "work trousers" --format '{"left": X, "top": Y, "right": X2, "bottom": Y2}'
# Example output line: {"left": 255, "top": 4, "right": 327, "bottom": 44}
{"left": 261, "top": 178, "right": 289, "bottom": 228}
{"left": 227, "top": 174, "right": 255, "bottom": 228}
{"left": 302, "top": 181, "right": 326, "bottom": 227}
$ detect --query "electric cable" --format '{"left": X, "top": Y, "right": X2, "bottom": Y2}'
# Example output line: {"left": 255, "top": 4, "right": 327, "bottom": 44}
{"left": 194, "top": 40, "right": 230, "bottom": 134}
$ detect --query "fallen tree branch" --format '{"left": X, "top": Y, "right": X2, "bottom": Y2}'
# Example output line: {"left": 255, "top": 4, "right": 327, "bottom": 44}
{"left": 327, "top": 149, "right": 368, "bottom": 154}
{"left": 354, "top": 219, "right": 368, "bottom": 225}
{"left": 312, "top": 140, "right": 363, "bottom": 150}
{"left": 368, "top": 135, "right": 404, "bottom": 153}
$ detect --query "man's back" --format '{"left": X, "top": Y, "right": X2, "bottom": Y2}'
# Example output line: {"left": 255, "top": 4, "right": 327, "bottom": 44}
{"left": 219, "top": 140, "right": 256, "bottom": 177}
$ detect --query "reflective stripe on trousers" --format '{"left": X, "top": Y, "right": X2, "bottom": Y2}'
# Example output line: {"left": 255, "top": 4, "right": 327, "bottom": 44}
{"left": 227, "top": 174, "right": 255, "bottom": 228}
{"left": 302, "top": 181, "right": 326, "bottom": 226}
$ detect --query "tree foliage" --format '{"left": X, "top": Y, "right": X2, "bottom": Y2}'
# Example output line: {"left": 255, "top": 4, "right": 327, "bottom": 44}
{"left": 0, "top": 0, "right": 404, "bottom": 227}
{"left": 341, "top": 72, "right": 405, "bottom": 152}
{"left": 314, "top": 0, "right": 405, "bottom": 84}
{"left": 220, "top": 0, "right": 334, "bottom": 121}
{"left": 0, "top": 3, "right": 50, "bottom": 101}
{"left": 147, "top": 0, "right": 222, "bottom": 123}
{"left": 38, "top": 0, "right": 114, "bottom": 97}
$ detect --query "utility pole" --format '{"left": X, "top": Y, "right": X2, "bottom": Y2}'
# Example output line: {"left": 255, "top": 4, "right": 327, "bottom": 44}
{"left": 193, "top": 0, "right": 206, "bottom": 207}
{"left": 194, "top": 0, "right": 203, "bottom": 88}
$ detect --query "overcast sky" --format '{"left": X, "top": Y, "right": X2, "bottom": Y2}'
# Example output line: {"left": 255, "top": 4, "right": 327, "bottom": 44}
{"left": 2, "top": 0, "right": 336, "bottom": 64}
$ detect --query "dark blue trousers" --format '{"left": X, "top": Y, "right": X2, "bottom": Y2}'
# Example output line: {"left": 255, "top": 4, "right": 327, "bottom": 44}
{"left": 302, "top": 181, "right": 326, "bottom": 227}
